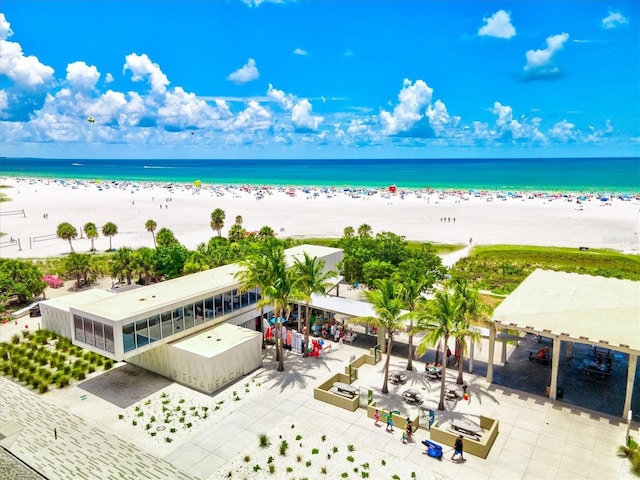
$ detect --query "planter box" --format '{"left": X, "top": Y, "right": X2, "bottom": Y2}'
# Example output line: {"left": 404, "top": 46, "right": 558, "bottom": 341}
{"left": 429, "top": 415, "right": 499, "bottom": 459}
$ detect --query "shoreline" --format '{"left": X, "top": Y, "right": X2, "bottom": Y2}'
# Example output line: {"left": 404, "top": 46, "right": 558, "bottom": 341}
{"left": 1, "top": 176, "right": 639, "bottom": 259}
{"left": 3, "top": 175, "right": 639, "bottom": 196}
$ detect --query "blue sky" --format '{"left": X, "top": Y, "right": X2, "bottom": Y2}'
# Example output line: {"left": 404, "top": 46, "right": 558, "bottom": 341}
{"left": 0, "top": 0, "right": 638, "bottom": 159}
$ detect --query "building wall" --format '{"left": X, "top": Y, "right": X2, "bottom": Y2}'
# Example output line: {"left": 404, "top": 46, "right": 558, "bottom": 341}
{"left": 128, "top": 328, "right": 262, "bottom": 394}
{"left": 40, "top": 304, "right": 73, "bottom": 339}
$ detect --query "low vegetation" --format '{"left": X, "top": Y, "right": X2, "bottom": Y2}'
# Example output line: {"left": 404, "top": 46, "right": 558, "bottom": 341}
{"left": 451, "top": 245, "right": 640, "bottom": 295}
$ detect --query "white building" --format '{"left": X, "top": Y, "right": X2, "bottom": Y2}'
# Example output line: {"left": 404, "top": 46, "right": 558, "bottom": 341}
{"left": 40, "top": 245, "right": 343, "bottom": 394}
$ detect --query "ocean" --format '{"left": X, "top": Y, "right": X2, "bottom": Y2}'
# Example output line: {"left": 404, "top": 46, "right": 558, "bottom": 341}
{"left": 1, "top": 157, "right": 638, "bottom": 192}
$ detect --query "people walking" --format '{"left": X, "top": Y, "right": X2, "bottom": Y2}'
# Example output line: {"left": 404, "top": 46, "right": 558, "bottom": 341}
{"left": 374, "top": 409, "right": 380, "bottom": 426}
{"left": 451, "top": 435, "right": 466, "bottom": 462}
{"left": 385, "top": 412, "right": 394, "bottom": 432}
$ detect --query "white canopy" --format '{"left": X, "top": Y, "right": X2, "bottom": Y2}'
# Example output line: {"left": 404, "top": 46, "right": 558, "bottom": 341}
{"left": 492, "top": 269, "right": 640, "bottom": 354}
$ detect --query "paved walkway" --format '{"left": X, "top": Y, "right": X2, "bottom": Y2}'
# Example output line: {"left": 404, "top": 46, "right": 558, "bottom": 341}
{"left": 0, "top": 376, "right": 195, "bottom": 480}
{"left": 1, "top": 338, "right": 638, "bottom": 480}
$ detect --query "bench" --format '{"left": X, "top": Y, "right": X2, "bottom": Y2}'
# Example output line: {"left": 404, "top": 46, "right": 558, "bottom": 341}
{"left": 333, "top": 382, "right": 357, "bottom": 397}
{"left": 528, "top": 351, "right": 550, "bottom": 365}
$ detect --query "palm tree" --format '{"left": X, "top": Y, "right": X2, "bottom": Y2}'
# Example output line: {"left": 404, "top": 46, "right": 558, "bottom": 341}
{"left": 83, "top": 222, "right": 98, "bottom": 252}
{"left": 235, "top": 215, "right": 243, "bottom": 225}
{"left": 56, "top": 222, "right": 78, "bottom": 253}
{"left": 357, "top": 223, "right": 372, "bottom": 238}
{"left": 292, "top": 252, "right": 337, "bottom": 357}
{"left": 343, "top": 226, "right": 355, "bottom": 237}
{"left": 257, "top": 225, "right": 274, "bottom": 240}
{"left": 210, "top": 208, "right": 226, "bottom": 237}
{"left": 396, "top": 272, "right": 430, "bottom": 371}
{"left": 110, "top": 247, "right": 135, "bottom": 285}
{"left": 133, "top": 247, "right": 157, "bottom": 285}
{"left": 235, "top": 245, "right": 273, "bottom": 350}
{"left": 452, "top": 278, "right": 490, "bottom": 385}
{"left": 351, "top": 278, "right": 406, "bottom": 394}
{"left": 413, "top": 289, "right": 461, "bottom": 410}
{"left": 228, "top": 223, "right": 246, "bottom": 243}
{"left": 102, "top": 222, "right": 118, "bottom": 251}
{"left": 248, "top": 245, "right": 301, "bottom": 372}
{"left": 145, "top": 219, "right": 157, "bottom": 247}
{"left": 64, "top": 253, "right": 96, "bottom": 289}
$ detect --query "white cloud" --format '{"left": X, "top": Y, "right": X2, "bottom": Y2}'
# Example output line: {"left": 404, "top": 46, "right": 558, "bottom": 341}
{"left": 241, "top": 0, "right": 287, "bottom": 7}
{"left": 66, "top": 62, "right": 100, "bottom": 92}
{"left": 523, "top": 33, "right": 569, "bottom": 79}
{"left": 478, "top": 10, "right": 516, "bottom": 39}
{"left": 291, "top": 98, "right": 323, "bottom": 132}
{"left": 227, "top": 58, "right": 259, "bottom": 84}
{"left": 124, "top": 53, "right": 169, "bottom": 94}
{"left": 0, "top": 13, "right": 54, "bottom": 90}
{"left": 379, "top": 79, "right": 433, "bottom": 136}
{"left": 426, "top": 100, "right": 459, "bottom": 136}
{"left": 267, "top": 84, "right": 295, "bottom": 110}
{"left": 548, "top": 119, "right": 576, "bottom": 141}
{"left": 602, "top": 11, "right": 629, "bottom": 29}
{"left": 293, "top": 48, "right": 308, "bottom": 56}
{"left": 227, "top": 100, "right": 272, "bottom": 131}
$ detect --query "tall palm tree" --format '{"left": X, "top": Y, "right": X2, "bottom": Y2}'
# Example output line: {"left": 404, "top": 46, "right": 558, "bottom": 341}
{"left": 343, "top": 226, "right": 355, "bottom": 237}
{"left": 451, "top": 278, "right": 490, "bottom": 385}
{"left": 292, "top": 252, "right": 337, "bottom": 357}
{"left": 255, "top": 245, "right": 301, "bottom": 372}
{"left": 83, "top": 222, "right": 98, "bottom": 252}
{"left": 56, "top": 222, "right": 78, "bottom": 253}
{"left": 145, "top": 219, "right": 157, "bottom": 247}
{"left": 351, "top": 278, "right": 406, "bottom": 394}
{"left": 235, "top": 215, "right": 243, "bottom": 225}
{"left": 64, "top": 253, "right": 96, "bottom": 289}
{"left": 102, "top": 222, "right": 118, "bottom": 251}
{"left": 396, "top": 272, "right": 429, "bottom": 371}
{"left": 413, "top": 289, "right": 461, "bottom": 410}
{"left": 210, "top": 208, "right": 226, "bottom": 237}
{"left": 357, "top": 223, "right": 372, "bottom": 238}
{"left": 235, "top": 245, "right": 273, "bottom": 350}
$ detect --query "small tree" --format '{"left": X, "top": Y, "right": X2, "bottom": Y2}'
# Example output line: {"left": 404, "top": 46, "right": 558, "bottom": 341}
{"left": 57, "top": 222, "right": 78, "bottom": 253}
{"left": 102, "top": 222, "right": 118, "bottom": 251}
{"left": 210, "top": 208, "right": 226, "bottom": 237}
{"left": 145, "top": 219, "right": 157, "bottom": 247}
{"left": 83, "top": 222, "right": 99, "bottom": 252}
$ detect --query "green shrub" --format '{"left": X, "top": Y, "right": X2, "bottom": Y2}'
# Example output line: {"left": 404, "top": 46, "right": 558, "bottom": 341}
{"left": 259, "top": 433, "right": 270, "bottom": 448}
{"left": 279, "top": 440, "right": 289, "bottom": 456}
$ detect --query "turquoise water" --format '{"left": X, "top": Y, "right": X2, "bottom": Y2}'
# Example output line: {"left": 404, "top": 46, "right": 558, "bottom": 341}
{"left": 1, "top": 157, "right": 638, "bottom": 192}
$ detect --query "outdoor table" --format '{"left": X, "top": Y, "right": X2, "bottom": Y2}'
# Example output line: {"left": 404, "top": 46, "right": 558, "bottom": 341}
{"left": 333, "top": 382, "right": 357, "bottom": 396}
{"left": 450, "top": 418, "right": 482, "bottom": 436}
{"left": 389, "top": 370, "right": 407, "bottom": 384}
{"left": 402, "top": 389, "right": 423, "bottom": 404}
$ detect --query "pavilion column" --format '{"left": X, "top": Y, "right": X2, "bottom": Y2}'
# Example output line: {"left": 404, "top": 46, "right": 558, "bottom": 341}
{"left": 566, "top": 341, "right": 574, "bottom": 360}
{"left": 500, "top": 329, "right": 508, "bottom": 364}
{"left": 469, "top": 341, "right": 474, "bottom": 374}
{"left": 487, "top": 323, "right": 496, "bottom": 384}
{"left": 297, "top": 304, "right": 302, "bottom": 332}
{"left": 549, "top": 337, "right": 561, "bottom": 400}
{"left": 623, "top": 353, "right": 637, "bottom": 418}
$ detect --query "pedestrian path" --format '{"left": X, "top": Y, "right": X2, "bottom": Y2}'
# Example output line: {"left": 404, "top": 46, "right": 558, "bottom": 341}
{"left": 0, "top": 376, "right": 195, "bottom": 480}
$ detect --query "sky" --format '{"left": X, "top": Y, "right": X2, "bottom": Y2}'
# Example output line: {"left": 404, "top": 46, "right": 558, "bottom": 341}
{"left": 0, "top": 0, "right": 639, "bottom": 160}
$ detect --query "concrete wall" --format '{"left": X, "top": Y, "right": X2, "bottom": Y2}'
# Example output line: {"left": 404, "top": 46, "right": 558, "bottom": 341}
{"left": 429, "top": 416, "right": 499, "bottom": 459}
{"left": 40, "top": 304, "right": 72, "bottom": 339}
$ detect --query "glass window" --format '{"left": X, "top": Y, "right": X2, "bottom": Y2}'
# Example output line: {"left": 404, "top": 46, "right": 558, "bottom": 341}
{"left": 241, "top": 290, "right": 249, "bottom": 308}
{"left": 214, "top": 294, "right": 223, "bottom": 316}
{"left": 123, "top": 323, "right": 135, "bottom": 352}
{"left": 84, "top": 317, "right": 95, "bottom": 346}
{"left": 135, "top": 319, "right": 150, "bottom": 347}
{"left": 161, "top": 311, "right": 172, "bottom": 337}
{"left": 183, "top": 303, "right": 194, "bottom": 330}
{"left": 148, "top": 315, "right": 161, "bottom": 342}
{"left": 104, "top": 325, "right": 114, "bottom": 353}
{"left": 74, "top": 315, "right": 84, "bottom": 343}
{"left": 205, "top": 297, "right": 214, "bottom": 320}
{"left": 172, "top": 307, "right": 184, "bottom": 332}
{"left": 94, "top": 322, "right": 105, "bottom": 350}
{"left": 194, "top": 300, "right": 204, "bottom": 325}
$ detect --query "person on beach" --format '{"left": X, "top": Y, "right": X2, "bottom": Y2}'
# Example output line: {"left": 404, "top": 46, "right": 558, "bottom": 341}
{"left": 385, "top": 413, "right": 394, "bottom": 432}
{"left": 374, "top": 409, "right": 380, "bottom": 425}
{"left": 451, "top": 435, "right": 466, "bottom": 462}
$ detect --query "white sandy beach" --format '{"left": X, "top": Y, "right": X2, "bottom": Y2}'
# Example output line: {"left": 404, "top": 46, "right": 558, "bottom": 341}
{"left": 1, "top": 176, "right": 639, "bottom": 259}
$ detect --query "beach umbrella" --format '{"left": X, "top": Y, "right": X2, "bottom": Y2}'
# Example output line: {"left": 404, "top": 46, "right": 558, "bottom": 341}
{"left": 193, "top": 179, "right": 202, "bottom": 188}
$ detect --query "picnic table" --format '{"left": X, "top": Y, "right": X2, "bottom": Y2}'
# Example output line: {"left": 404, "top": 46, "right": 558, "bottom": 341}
{"left": 389, "top": 370, "right": 407, "bottom": 384}
{"left": 402, "top": 388, "right": 423, "bottom": 405}
{"left": 333, "top": 382, "right": 357, "bottom": 397}
{"left": 450, "top": 418, "right": 482, "bottom": 437}
{"left": 582, "top": 359, "right": 611, "bottom": 378}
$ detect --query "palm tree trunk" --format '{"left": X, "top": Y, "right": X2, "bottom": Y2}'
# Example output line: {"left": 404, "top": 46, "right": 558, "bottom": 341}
{"left": 456, "top": 338, "right": 464, "bottom": 385}
{"left": 260, "top": 306, "right": 265, "bottom": 350}
{"left": 277, "top": 315, "right": 285, "bottom": 372}
{"left": 437, "top": 335, "right": 448, "bottom": 410}
{"left": 68, "top": 239, "right": 74, "bottom": 253}
{"left": 406, "top": 318, "right": 414, "bottom": 371}
{"left": 381, "top": 333, "right": 394, "bottom": 394}
{"left": 303, "top": 303, "right": 310, "bottom": 357}
{"left": 435, "top": 340, "right": 441, "bottom": 365}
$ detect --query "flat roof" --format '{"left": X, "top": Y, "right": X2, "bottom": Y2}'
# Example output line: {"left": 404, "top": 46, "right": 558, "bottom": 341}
{"left": 76, "top": 245, "right": 342, "bottom": 322}
{"left": 42, "top": 289, "right": 115, "bottom": 312}
{"left": 170, "top": 323, "right": 261, "bottom": 358}
{"left": 310, "top": 293, "right": 377, "bottom": 318}
{"left": 492, "top": 269, "right": 640, "bottom": 353}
